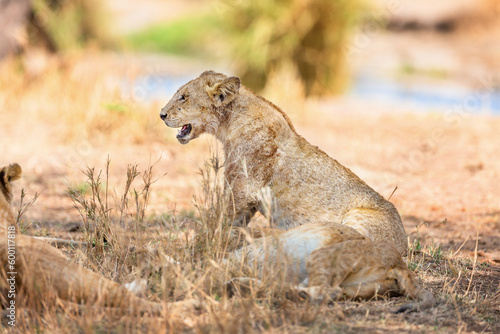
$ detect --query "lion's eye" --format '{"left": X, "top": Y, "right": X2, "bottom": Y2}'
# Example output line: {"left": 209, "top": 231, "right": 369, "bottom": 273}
{"left": 179, "top": 95, "right": 186, "bottom": 101}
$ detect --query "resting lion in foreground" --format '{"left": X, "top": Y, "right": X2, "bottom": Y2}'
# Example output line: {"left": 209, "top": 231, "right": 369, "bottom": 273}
{"left": 160, "top": 70, "right": 407, "bottom": 256}
{"left": 0, "top": 163, "right": 196, "bottom": 315}
{"left": 160, "top": 71, "right": 434, "bottom": 311}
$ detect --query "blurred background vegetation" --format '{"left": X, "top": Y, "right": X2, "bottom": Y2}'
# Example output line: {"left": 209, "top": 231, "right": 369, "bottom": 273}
{"left": 125, "top": 0, "right": 367, "bottom": 96}
{"left": 1, "top": 0, "right": 367, "bottom": 97}
{"left": 220, "top": 0, "right": 366, "bottom": 96}
{"left": 1, "top": 0, "right": 499, "bottom": 126}
{"left": 28, "top": 0, "right": 112, "bottom": 51}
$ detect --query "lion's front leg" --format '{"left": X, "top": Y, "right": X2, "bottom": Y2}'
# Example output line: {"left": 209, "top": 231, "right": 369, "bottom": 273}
{"left": 225, "top": 172, "right": 266, "bottom": 227}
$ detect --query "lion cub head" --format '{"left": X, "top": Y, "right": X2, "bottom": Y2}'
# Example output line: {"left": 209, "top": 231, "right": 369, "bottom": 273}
{"left": 160, "top": 71, "right": 241, "bottom": 144}
{"left": 0, "top": 163, "right": 22, "bottom": 205}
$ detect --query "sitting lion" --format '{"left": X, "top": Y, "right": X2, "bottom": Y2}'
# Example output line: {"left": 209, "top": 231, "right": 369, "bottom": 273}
{"left": 159, "top": 71, "right": 408, "bottom": 257}
{"left": 160, "top": 71, "right": 433, "bottom": 311}
{"left": 0, "top": 163, "right": 197, "bottom": 315}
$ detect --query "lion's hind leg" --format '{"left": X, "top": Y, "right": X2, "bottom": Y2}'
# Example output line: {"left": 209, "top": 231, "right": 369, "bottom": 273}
{"left": 302, "top": 239, "right": 435, "bottom": 311}
{"left": 292, "top": 240, "right": 371, "bottom": 304}
{"left": 297, "top": 239, "right": 413, "bottom": 304}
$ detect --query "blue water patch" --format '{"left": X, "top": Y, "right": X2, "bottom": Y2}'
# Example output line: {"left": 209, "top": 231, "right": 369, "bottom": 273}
{"left": 350, "top": 74, "right": 500, "bottom": 115}
{"left": 124, "top": 72, "right": 500, "bottom": 115}
{"left": 122, "top": 74, "right": 195, "bottom": 104}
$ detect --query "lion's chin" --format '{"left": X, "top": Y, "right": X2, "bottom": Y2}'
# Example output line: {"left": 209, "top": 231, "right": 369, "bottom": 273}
{"left": 177, "top": 137, "right": 191, "bottom": 144}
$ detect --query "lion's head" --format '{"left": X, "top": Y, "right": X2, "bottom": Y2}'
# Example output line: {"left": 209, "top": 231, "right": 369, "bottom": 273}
{"left": 0, "top": 163, "right": 22, "bottom": 205}
{"left": 160, "top": 71, "right": 241, "bottom": 144}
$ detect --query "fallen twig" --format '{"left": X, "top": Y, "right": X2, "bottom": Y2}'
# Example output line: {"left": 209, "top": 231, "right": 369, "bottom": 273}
{"left": 32, "top": 236, "right": 88, "bottom": 247}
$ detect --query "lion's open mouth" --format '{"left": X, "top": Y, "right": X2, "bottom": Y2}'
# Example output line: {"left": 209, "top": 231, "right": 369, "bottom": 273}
{"left": 177, "top": 124, "right": 192, "bottom": 139}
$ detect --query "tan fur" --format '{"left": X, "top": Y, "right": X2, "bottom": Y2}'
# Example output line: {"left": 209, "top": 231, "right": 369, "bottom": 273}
{"left": 160, "top": 71, "right": 408, "bottom": 256}
{"left": 227, "top": 223, "right": 434, "bottom": 312}
{"left": 0, "top": 164, "right": 199, "bottom": 314}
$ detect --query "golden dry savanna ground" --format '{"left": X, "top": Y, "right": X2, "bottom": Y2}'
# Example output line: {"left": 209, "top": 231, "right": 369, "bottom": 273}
{"left": 0, "top": 50, "right": 499, "bottom": 332}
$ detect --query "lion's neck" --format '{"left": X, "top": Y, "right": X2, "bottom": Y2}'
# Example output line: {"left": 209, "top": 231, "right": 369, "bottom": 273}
{"left": 214, "top": 91, "right": 299, "bottom": 161}
{"left": 213, "top": 99, "right": 244, "bottom": 144}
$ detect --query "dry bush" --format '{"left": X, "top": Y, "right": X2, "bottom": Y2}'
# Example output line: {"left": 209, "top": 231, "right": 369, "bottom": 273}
{"left": 66, "top": 159, "right": 167, "bottom": 284}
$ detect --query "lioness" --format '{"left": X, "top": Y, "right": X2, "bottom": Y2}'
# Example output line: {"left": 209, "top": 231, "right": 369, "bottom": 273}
{"left": 160, "top": 71, "right": 407, "bottom": 256}
{"left": 0, "top": 163, "right": 197, "bottom": 314}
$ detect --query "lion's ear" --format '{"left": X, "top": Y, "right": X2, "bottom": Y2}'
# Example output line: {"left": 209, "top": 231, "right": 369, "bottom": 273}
{"left": 1, "top": 163, "right": 22, "bottom": 184}
{"left": 201, "top": 70, "right": 217, "bottom": 76}
{"left": 206, "top": 76, "right": 241, "bottom": 107}
{"left": 6, "top": 163, "right": 22, "bottom": 182}
{"left": 0, "top": 163, "right": 22, "bottom": 203}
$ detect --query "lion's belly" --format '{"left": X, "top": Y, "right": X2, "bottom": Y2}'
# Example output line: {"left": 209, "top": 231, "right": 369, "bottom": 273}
{"left": 278, "top": 224, "right": 339, "bottom": 282}
{"left": 237, "top": 224, "right": 345, "bottom": 284}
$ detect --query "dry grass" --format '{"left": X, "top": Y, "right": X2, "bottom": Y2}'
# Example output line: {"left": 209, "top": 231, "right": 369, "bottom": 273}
{"left": 1, "top": 53, "right": 499, "bottom": 333}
